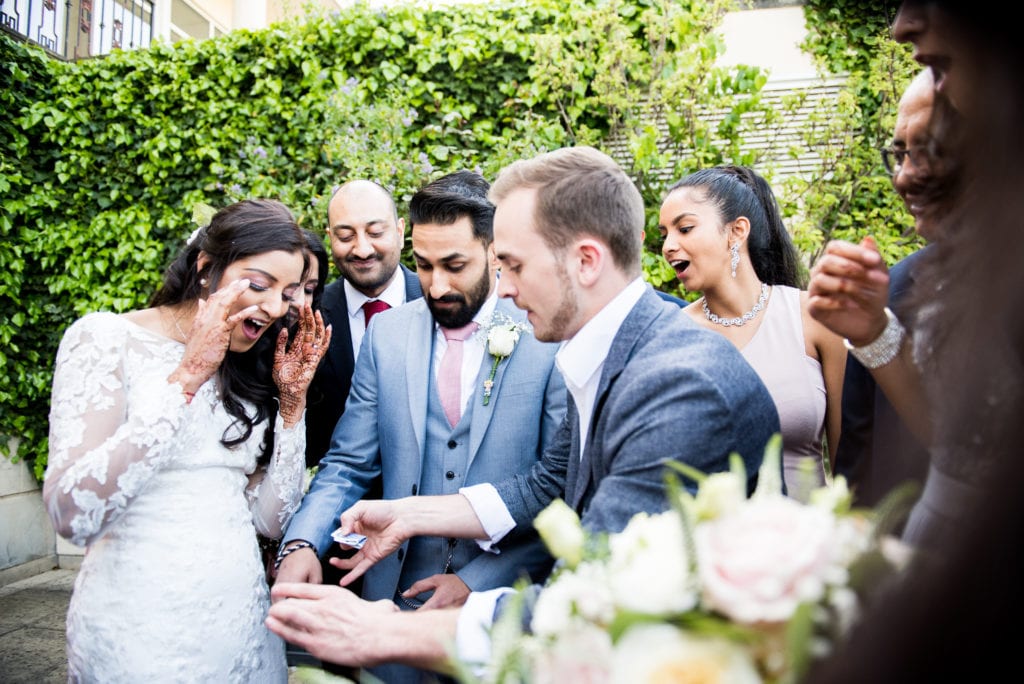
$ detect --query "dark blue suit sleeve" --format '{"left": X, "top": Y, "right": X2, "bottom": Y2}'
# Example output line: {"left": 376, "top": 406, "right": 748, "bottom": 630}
{"left": 492, "top": 403, "right": 575, "bottom": 537}
{"left": 835, "top": 355, "right": 875, "bottom": 481}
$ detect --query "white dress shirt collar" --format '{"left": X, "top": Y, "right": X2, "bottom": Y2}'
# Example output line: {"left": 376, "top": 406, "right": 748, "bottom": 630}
{"left": 344, "top": 269, "right": 407, "bottom": 319}
{"left": 556, "top": 277, "right": 646, "bottom": 458}
{"left": 556, "top": 276, "right": 646, "bottom": 396}
{"left": 345, "top": 270, "right": 409, "bottom": 359}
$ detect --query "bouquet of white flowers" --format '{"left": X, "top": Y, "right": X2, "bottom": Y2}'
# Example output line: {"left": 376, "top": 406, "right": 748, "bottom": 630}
{"left": 460, "top": 435, "right": 913, "bottom": 684}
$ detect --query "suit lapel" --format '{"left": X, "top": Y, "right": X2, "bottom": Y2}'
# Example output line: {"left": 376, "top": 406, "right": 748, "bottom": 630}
{"left": 322, "top": 281, "right": 355, "bottom": 381}
{"left": 405, "top": 302, "right": 434, "bottom": 460}
{"left": 563, "top": 399, "right": 584, "bottom": 507}
{"left": 402, "top": 264, "right": 424, "bottom": 301}
{"left": 569, "top": 287, "right": 667, "bottom": 511}
{"left": 468, "top": 300, "right": 523, "bottom": 468}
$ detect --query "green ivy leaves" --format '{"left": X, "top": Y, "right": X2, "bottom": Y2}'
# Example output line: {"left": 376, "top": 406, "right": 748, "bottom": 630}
{"left": 1, "top": 0, "right": 920, "bottom": 479}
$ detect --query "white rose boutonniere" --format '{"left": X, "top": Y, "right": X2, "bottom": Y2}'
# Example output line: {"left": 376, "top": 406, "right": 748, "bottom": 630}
{"left": 479, "top": 313, "right": 530, "bottom": 406}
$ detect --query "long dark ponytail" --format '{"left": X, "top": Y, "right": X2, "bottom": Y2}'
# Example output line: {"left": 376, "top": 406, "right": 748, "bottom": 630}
{"left": 669, "top": 165, "right": 802, "bottom": 287}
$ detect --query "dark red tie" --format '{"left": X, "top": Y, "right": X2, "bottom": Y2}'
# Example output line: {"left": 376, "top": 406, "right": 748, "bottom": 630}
{"left": 362, "top": 300, "right": 391, "bottom": 326}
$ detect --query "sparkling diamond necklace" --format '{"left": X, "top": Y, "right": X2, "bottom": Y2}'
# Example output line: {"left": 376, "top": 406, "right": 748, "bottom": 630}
{"left": 702, "top": 283, "right": 770, "bottom": 327}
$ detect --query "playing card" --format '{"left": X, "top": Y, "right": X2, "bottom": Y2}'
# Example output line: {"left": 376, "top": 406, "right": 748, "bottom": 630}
{"left": 330, "top": 529, "right": 367, "bottom": 549}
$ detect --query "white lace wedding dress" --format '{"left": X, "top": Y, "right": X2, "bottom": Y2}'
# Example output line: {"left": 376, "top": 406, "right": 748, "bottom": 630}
{"left": 43, "top": 312, "right": 306, "bottom": 683}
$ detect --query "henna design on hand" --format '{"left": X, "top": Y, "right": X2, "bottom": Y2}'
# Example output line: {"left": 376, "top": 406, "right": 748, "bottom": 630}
{"left": 168, "top": 279, "right": 257, "bottom": 392}
{"left": 274, "top": 303, "right": 331, "bottom": 425}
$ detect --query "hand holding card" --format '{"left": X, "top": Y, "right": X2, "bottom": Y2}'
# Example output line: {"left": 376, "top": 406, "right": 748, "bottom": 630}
{"left": 331, "top": 529, "right": 367, "bottom": 549}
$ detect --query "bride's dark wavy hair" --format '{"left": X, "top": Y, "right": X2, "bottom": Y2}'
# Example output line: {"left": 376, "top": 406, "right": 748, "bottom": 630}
{"left": 149, "top": 199, "right": 308, "bottom": 464}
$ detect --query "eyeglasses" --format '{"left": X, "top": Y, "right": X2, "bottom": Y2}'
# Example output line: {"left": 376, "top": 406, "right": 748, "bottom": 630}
{"left": 880, "top": 146, "right": 932, "bottom": 176}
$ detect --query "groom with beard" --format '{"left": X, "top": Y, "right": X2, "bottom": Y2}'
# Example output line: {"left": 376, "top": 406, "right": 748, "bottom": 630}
{"left": 274, "top": 170, "right": 567, "bottom": 684}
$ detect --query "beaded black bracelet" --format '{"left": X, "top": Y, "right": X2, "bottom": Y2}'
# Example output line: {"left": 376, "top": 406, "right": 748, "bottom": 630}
{"left": 273, "top": 540, "right": 316, "bottom": 571}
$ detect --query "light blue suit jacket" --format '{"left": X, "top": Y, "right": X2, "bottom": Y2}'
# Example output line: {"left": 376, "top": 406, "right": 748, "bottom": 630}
{"left": 283, "top": 296, "right": 567, "bottom": 599}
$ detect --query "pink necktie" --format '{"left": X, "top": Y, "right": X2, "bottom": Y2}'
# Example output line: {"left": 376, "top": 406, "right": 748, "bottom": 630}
{"left": 439, "top": 322, "right": 479, "bottom": 427}
{"left": 362, "top": 300, "right": 391, "bottom": 326}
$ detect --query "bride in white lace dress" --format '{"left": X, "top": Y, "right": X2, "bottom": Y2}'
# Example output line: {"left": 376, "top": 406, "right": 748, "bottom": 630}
{"left": 42, "top": 199, "right": 331, "bottom": 683}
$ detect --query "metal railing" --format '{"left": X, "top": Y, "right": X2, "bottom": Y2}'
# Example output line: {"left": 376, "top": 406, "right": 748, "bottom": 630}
{"left": 1, "top": 0, "right": 154, "bottom": 60}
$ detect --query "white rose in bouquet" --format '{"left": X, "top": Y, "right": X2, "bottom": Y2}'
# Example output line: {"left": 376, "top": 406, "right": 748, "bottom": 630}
{"left": 531, "top": 562, "right": 615, "bottom": 637}
{"left": 611, "top": 624, "right": 760, "bottom": 684}
{"left": 695, "top": 494, "right": 844, "bottom": 624}
{"left": 531, "top": 622, "right": 612, "bottom": 684}
{"left": 690, "top": 469, "right": 746, "bottom": 520}
{"left": 810, "top": 474, "right": 852, "bottom": 513}
{"left": 533, "top": 498, "right": 585, "bottom": 569}
{"left": 608, "top": 510, "right": 697, "bottom": 615}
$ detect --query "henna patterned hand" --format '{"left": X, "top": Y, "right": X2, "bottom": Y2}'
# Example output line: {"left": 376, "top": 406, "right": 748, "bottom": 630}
{"left": 170, "top": 279, "right": 258, "bottom": 392}
{"left": 274, "top": 302, "right": 331, "bottom": 425}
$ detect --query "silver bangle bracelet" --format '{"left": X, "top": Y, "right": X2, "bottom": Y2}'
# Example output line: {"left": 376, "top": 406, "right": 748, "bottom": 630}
{"left": 844, "top": 307, "right": 906, "bottom": 369}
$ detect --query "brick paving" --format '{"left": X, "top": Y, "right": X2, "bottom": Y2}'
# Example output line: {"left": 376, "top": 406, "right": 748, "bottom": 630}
{"left": 0, "top": 568, "right": 339, "bottom": 683}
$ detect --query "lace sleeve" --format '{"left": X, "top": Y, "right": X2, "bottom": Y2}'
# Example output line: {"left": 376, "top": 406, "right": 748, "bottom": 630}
{"left": 42, "top": 315, "right": 188, "bottom": 547}
{"left": 245, "top": 412, "right": 306, "bottom": 539}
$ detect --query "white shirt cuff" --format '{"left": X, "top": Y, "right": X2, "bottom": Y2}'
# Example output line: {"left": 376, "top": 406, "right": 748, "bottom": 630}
{"left": 459, "top": 483, "right": 516, "bottom": 552}
{"left": 455, "top": 587, "right": 514, "bottom": 675}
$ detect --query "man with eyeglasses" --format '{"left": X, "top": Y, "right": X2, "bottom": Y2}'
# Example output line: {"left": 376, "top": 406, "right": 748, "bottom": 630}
{"left": 833, "top": 68, "right": 937, "bottom": 509}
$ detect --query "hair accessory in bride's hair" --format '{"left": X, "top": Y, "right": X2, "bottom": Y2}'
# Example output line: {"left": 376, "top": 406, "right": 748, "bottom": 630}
{"left": 188, "top": 201, "right": 217, "bottom": 248}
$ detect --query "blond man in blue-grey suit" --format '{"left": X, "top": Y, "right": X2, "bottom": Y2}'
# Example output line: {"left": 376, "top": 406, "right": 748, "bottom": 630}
{"left": 275, "top": 170, "right": 566, "bottom": 683}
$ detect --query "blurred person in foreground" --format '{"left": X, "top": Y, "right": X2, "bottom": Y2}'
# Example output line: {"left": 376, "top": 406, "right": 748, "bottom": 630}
{"left": 832, "top": 68, "right": 938, "bottom": 509}
{"left": 806, "top": 2, "right": 1024, "bottom": 679}
{"left": 807, "top": 0, "right": 1021, "bottom": 552}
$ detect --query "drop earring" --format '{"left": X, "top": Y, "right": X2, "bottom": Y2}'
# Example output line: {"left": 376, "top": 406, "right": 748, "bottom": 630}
{"left": 730, "top": 242, "right": 740, "bottom": 278}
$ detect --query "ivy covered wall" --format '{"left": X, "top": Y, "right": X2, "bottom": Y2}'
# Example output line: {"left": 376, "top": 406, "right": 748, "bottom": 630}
{"left": 1, "top": 0, "right": 916, "bottom": 479}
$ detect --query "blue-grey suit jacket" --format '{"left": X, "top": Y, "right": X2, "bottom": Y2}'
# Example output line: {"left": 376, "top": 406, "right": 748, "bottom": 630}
{"left": 284, "top": 296, "right": 567, "bottom": 599}
{"left": 494, "top": 286, "right": 780, "bottom": 536}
